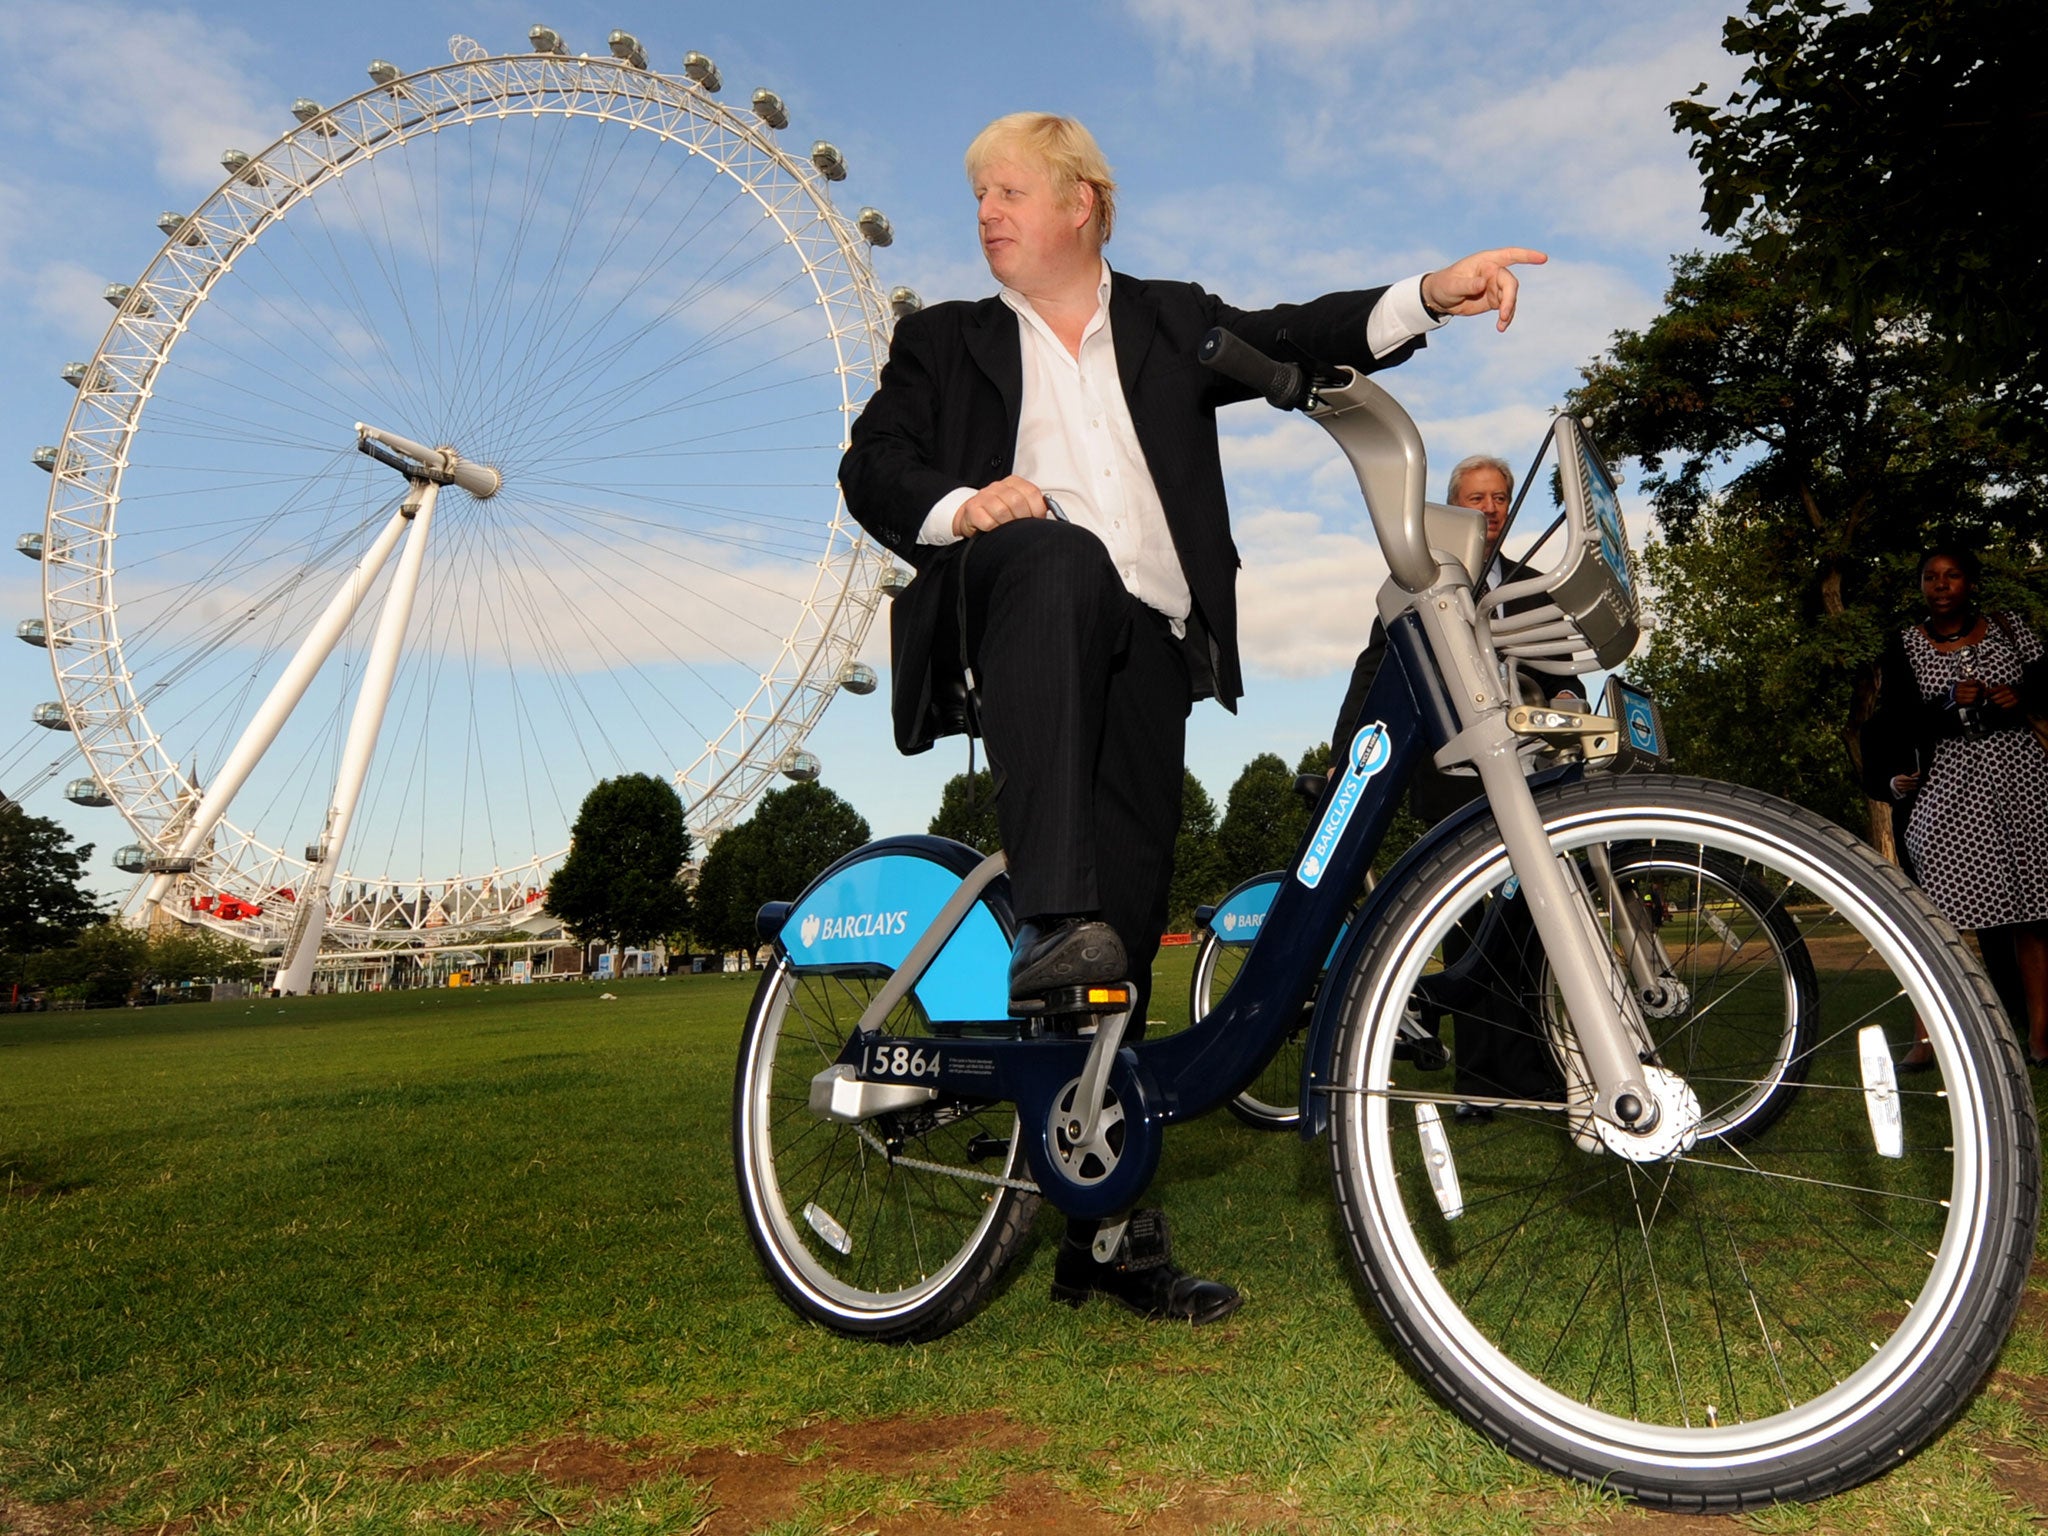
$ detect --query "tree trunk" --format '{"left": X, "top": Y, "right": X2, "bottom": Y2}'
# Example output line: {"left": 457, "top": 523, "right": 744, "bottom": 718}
{"left": 1867, "top": 796, "right": 1898, "bottom": 865}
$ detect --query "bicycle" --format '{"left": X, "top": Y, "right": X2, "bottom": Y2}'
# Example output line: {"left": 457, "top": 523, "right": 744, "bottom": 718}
{"left": 731, "top": 328, "right": 2039, "bottom": 1509}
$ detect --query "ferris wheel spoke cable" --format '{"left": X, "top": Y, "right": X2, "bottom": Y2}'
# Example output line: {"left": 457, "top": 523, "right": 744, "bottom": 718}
{"left": 512, "top": 487, "right": 825, "bottom": 578}
{"left": 490, "top": 506, "right": 754, "bottom": 721}
{"left": 286, "top": 189, "right": 448, "bottom": 433}
{"left": 488, "top": 196, "right": 775, "bottom": 445}
{"left": 231, "top": 240, "right": 438, "bottom": 431}
{"left": 523, "top": 477, "right": 843, "bottom": 536}
{"left": 542, "top": 336, "right": 841, "bottom": 462}
{"left": 116, "top": 489, "right": 391, "bottom": 676}
{"left": 493, "top": 180, "right": 753, "bottom": 444}
{"left": 504, "top": 494, "right": 795, "bottom": 654}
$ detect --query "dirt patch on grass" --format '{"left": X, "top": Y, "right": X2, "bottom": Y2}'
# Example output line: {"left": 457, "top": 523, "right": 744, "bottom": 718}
{"left": 395, "top": 1413, "right": 1326, "bottom": 1534}
{"left": 0, "top": 1497, "right": 98, "bottom": 1536}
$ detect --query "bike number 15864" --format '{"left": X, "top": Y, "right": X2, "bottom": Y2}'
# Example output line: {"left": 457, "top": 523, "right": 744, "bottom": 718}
{"left": 864, "top": 1043, "right": 942, "bottom": 1080}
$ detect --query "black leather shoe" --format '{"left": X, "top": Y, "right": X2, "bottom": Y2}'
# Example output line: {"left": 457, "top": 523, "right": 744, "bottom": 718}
{"left": 1049, "top": 1209, "right": 1242, "bottom": 1325}
{"left": 1008, "top": 917, "right": 1127, "bottom": 997}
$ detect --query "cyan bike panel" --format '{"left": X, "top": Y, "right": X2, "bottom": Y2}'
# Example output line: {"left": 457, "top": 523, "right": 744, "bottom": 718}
{"left": 780, "top": 849, "right": 1013, "bottom": 1023}
{"left": 1209, "top": 873, "right": 1346, "bottom": 966}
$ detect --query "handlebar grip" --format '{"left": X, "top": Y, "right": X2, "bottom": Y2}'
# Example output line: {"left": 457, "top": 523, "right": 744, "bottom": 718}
{"left": 1199, "top": 327, "right": 1312, "bottom": 411}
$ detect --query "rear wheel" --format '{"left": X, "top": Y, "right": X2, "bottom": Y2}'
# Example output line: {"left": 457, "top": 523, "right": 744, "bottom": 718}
{"left": 733, "top": 957, "right": 1039, "bottom": 1340}
{"left": 1328, "top": 775, "right": 2037, "bottom": 1508}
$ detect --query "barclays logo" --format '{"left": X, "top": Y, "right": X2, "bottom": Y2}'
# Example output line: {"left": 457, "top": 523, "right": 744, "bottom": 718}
{"left": 1296, "top": 721, "right": 1394, "bottom": 891}
{"left": 795, "top": 907, "right": 911, "bottom": 947}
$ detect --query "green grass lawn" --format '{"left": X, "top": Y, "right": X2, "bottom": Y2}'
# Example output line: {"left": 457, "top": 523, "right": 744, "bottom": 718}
{"left": 4, "top": 962, "right": 2047, "bottom": 1534}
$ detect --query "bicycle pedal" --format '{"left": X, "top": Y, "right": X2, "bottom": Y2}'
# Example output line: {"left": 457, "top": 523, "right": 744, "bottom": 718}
{"left": 1010, "top": 981, "right": 1133, "bottom": 1017}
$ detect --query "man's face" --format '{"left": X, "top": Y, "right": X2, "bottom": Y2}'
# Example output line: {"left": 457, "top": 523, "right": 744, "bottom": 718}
{"left": 1454, "top": 467, "right": 1513, "bottom": 544}
{"left": 973, "top": 154, "right": 1093, "bottom": 293}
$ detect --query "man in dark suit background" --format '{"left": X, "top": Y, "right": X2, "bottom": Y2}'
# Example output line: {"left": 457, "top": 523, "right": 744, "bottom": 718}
{"left": 839, "top": 112, "right": 1543, "bottom": 1323}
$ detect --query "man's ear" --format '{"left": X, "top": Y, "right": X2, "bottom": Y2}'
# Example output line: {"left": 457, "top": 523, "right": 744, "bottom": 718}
{"left": 1069, "top": 179, "right": 1096, "bottom": 233}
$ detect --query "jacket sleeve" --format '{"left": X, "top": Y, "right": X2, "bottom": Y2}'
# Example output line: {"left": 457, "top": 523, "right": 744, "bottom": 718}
{"left": 838, "top": 312, "right": 975, "bottom": 564}
{"left": 1191, "top": 285, "right": 1421, "bottom": 407}
{"left": 1860, "top": 630, "right": 1930, "bottom": 798}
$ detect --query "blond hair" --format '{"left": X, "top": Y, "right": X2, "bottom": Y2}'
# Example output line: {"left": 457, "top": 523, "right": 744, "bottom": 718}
{"left": 964, "top": 113, "right": 1117, "bottom": 244}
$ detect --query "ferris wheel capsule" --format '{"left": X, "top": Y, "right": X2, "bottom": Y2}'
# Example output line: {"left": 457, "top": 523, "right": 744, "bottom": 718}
{"left": 781, "top": 750, "right": 821, "bottom": 782}
{"left": 752, "top": 89, "right": 789, "bottom": 129}
{"left": 879, "top": 566, "right": 912, "bottom": 598}
{"left": 17, "top": 619, "right": 49, "bottom": 647}
{"left": 65, "top": 778, "right": 113, "bottom": 808}
{"left": 32, "top": 445, "right": 60, "bottom": 472}
{"left": 32, "top": 702, "right": 69, "bottom": 730}
{"left": 683, "top": 52, "right": 722, "bottom": 92}
{"left": 113, "top": 845, "right": 148, "bottom": 873}
{"left": 857, "top": 208, "right": 893, "bottom": 247}
{"left": 608, "top": 31, "right": 647, "bottom": 69}
{"left": 810, "top": 142, "right": 847, "bottom": 181}
{"left": 890, "top": 286, "right": 923, "bottom": 318}
{"left": 838, "top": 662, "right": 878, "bottom": 695}
{"left": 367, "top": 59, "right": 404, "bottom": 86}
{"left": 17, "top": 533, "right": 44, "bottom": 559}
{"left": 527, "top": 27, "right": 566, "bottom": 55}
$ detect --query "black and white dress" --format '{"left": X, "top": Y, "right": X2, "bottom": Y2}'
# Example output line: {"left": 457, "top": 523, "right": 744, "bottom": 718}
{"left": 1901, "top": 615, "right": 2048, "bottom": 930}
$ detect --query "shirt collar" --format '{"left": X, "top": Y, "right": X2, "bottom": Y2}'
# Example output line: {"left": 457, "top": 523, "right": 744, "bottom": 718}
{"left": 999, "top": 259, "right": 1114, "bottom": 334}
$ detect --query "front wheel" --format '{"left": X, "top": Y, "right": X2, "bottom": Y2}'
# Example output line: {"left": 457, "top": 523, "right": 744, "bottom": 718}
{"left": 1328, "top": 775, "right": 2037, "bottom": 1509}
{"left": 733, "top": 957, "right": 1039, "bottom": 1341}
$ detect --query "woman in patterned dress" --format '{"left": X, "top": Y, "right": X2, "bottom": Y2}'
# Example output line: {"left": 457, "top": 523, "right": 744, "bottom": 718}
{"left": 1865, "top": 547, "right": 2048, "bottom": 1065}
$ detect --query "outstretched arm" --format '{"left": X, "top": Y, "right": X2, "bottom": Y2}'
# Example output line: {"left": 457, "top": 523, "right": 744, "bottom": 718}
{"left": 1421, "top": 247, "right": 1549, "bottom": 330}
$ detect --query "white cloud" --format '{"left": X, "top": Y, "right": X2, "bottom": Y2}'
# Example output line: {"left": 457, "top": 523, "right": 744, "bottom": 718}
{"left": 0, "top": 1, "right": 280, "bottom": 190}
{"left": 1397, "top": 35, "right": 1728, "bottom": 259}
{"left": 1232, "top": 504, "right": 1389, "bottom": 678}
{"left": 1124, "top": 0, "right": 1417, "bottom": 82}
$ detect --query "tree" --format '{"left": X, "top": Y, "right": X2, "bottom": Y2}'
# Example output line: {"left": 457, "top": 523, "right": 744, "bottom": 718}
{"left": 927, "top": 771, "right": 1000, "bottom": 854}
{"left": 0, "top": 803, "right": 101, "bottom": 985}
{"left": 545, "top": 774, "right": 693, "bottom": 960}
{"left": 690, "top": 782, "right": 871, "bottom": 956}
{"left": 26, "top": 921, "right": 146, "bottom": 1007}
{"left": 146, "top": 926, "right": 264, "bottom": 988}
{"left": 1216, "top": 753, "right": 1312, "bottom": 890}
{"left": 1674, "top": 0, "right": 2048, "bottom": 415}
{"left": 1166, "top": 769, "right": 1221, "bottom": 929}
{"left": 1567, "top": 245, "right": 2047, "bottom": 833}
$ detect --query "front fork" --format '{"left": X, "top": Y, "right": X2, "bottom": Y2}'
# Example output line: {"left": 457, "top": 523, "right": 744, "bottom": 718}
{"left": 1413, "top": 588, "right": 1664, "bottom": 1136}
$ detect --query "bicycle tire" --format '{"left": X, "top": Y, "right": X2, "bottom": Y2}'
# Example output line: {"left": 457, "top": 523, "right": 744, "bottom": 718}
{"left": 733, "top": 955, "right": 1040, "bottom": 1341}
{"left": 1327, "top": 774, "right": 2036, "bottom": 1508}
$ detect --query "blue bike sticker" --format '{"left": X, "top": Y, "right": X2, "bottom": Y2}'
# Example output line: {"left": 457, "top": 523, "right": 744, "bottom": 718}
{"left": 1624, "top": 693, "right": 1660, "bottom": 754}
{"left": 1296, "top": 722, "right": 1393, "bottom": 890}
{"left": 1211, "top": 878, "right": 1278, "bottom": 945}
{"left": 782, "top": 854, "right": 1014, "bottom": 1021}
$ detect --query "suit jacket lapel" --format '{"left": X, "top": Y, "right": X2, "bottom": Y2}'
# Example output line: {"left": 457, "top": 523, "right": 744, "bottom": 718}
{"left": 1109, "top": 271, "right": 1157, "bottom": 403}
{"left": 960, "top": 298, "right": 1024, "bottom": 446}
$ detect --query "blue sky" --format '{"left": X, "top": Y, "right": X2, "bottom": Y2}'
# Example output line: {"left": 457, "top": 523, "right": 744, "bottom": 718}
{"left": 0, "top": 0, "right": 1740, "bottom": 898}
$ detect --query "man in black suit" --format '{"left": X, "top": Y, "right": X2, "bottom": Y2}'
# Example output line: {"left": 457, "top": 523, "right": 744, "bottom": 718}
{"left": 839, "top": 112, "right": 1543, "bottom": 1323}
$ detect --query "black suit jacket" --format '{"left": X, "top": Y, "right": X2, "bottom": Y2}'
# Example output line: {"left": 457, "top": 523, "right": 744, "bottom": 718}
{"left": 839, "top": 271, "right": 1421, "bottom": 749}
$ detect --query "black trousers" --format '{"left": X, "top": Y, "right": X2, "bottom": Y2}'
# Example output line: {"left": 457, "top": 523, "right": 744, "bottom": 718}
{"left": 936, "top": 519, "right": 1192, "bottom": 1008}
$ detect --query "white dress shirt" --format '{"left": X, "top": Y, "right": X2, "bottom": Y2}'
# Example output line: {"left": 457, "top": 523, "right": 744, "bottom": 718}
{"left": 917, "top": 263, "right": 1444, "bottom": 633}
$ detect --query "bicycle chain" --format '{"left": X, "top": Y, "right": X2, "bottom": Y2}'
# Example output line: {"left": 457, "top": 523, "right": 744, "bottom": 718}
{"left": 854, "top": 1123, "right": 1041, "bottom": 1194}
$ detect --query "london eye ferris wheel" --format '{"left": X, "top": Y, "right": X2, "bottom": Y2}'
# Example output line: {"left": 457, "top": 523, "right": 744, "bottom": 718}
{"left": 19, "top": 28, "right": 914, "bottom": 984}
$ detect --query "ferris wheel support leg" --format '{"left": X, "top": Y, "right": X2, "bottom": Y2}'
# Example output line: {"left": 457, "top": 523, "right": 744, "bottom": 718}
{"left": 276, "top": 483, "right": 440, "bottom": 994}
{"left": 140, "top": 506, "right": 417, "bottom": 916}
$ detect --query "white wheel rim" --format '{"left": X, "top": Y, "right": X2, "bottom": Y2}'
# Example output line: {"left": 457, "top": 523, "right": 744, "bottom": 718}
{"left": 1342, "top": 802, "right": 1991, "bottom": 1468}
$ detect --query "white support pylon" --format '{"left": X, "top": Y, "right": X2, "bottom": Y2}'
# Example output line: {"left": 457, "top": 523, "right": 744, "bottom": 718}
{"left": 274, "top": 481, "right": 441, "bottom": 993}
{"left": 139, "top": 505, "right": 416, "bottom": 916}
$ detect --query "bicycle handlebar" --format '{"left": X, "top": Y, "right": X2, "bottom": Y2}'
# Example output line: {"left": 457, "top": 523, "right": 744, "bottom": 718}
{"left": 1200, "top": 326, "right": 1437, "bottom": 593}
{"left": 1197, "top": 327, "right": 1313, "bottom": 411}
